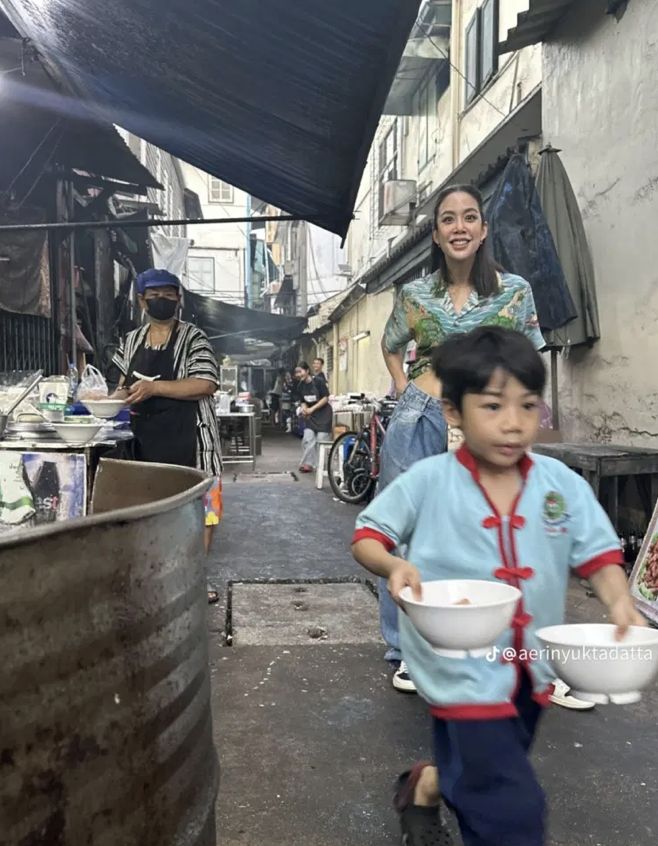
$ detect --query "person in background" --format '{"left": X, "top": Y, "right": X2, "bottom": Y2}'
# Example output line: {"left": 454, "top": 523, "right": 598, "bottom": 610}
{"left": 280, "top": 371, "right": 294, "bottom": 432}
{"left": 312, "top": 357, "right": 328, "bottom": 386}
{"left": 295, "top": 361, "right": 332, "bottom": 472}
{"left": 269, "top": 367, "right": 285, "bottom": 426}
{"left": 353, "top": 327, "right": 645, "bottom": 846}
{"left": 111, "top": 268, "right": 223, "bottom": 604}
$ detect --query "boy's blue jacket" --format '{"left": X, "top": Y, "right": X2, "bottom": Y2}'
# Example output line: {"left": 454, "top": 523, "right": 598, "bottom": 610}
{"left": 354, "top": 446, "right": 623, "bottom": 719}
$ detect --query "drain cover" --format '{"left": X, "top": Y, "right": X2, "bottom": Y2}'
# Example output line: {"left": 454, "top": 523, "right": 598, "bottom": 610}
{"left": 230, "top": 583, "right": 380, "bottom": 646}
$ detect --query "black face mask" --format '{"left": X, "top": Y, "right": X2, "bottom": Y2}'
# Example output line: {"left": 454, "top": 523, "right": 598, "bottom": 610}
{"left": 146, "top": 298, "right": 178, "bottom": 321}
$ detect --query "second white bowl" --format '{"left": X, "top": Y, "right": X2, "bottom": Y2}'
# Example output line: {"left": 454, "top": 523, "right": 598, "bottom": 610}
{"left": 52, "top": 421, "right": 104, "bottom": 445}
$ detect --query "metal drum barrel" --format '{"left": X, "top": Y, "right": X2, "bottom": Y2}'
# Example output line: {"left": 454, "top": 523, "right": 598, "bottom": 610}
{"left": 0, "top": 459, "right": 218, "bottom": 846}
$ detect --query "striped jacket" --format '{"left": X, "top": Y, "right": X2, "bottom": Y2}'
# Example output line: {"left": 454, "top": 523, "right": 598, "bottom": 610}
{"left": 112, "top": 321, "right": 222, "bottom": 476}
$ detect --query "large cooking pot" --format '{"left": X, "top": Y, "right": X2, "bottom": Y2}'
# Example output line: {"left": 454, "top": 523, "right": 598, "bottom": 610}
{"left": 0, "top": 459, "right": 218, "bottom": 845}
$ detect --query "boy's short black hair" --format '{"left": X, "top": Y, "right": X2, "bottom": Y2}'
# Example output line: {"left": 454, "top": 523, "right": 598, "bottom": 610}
{"left": 432, "top": 327, "right": 546, "bottom": 410}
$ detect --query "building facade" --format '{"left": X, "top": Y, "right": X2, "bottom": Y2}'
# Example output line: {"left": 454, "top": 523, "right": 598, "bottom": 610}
{"left": 179, "top": 165, "right": 250, "bottom": 307}
{"left": 344, "top": 0, "right": 544, "bottom": 394}
{"left": 118, "top": 131, "right": 188, "bottom": 238}
{"left": 342, "top": 0, "right": 658, "bottom": 449}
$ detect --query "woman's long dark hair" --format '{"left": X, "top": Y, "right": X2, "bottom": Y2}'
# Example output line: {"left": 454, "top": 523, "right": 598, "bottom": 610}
{"left": 430, "top": 184, "right": 501, "bottom": 298}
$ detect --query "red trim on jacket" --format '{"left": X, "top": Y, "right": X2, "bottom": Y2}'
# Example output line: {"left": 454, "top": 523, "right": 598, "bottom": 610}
{"left": 575, "top": 549, "right": 624, "bottom": 578}
{"left": 352, "top": 527, "right": 396, "bottom": 552}
{"left": 457, "top": 443, "right": 538, "bottom": 668}
{"left": 430, "top": 702, "right": 519, "bottom": 721}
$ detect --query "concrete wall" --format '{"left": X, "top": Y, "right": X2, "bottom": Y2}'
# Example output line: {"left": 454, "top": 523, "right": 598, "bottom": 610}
{"left": 308, "top": 288, "right": 395, "bottom": 397}
{"left": 544, "top": 0, "right": 658, "bottom": 445}
{"left": 347, "top": 116, "right": 406, "bottom": 281}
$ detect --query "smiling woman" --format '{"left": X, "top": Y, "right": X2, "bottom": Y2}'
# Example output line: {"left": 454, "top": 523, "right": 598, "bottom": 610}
{"left": 376, "top": 184, "right": 546, "bottom": 689}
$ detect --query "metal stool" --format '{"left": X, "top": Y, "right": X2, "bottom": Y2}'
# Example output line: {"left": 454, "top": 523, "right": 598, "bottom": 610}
{"left": 315, "top": 434, "right": 334, "bottom": 490}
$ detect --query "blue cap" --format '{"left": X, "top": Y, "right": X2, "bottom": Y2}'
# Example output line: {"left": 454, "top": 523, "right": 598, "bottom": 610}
{"left": 135, "top": 268, "right": 181, "bottom": 295}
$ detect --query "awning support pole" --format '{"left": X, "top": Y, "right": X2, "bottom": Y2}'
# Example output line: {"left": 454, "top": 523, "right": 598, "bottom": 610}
{"left": 68, "top": 181, "right": 77, "bottom": 373}
{"left": 0, "top": 214, "right": 300, "bottom": 234}
{"left": 551, "top": 348, "right": 560, "bottom": 430}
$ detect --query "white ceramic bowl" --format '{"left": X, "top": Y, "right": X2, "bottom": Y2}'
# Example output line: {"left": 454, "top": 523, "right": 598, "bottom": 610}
{"left": 399, "top": 579, "right": 522, "bottom": 657}
{"left": 52, "top": 420, "right": 104, "bottom": 445}
{"left": 536, "top": 623, "right": 658, "bottom": 704}
{"left": 81, "top": 399, "right": 127, "bottom": 419}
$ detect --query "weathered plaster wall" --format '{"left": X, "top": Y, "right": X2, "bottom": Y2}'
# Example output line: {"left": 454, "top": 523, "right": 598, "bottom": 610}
{"left": 544, "top": 0, "right": 658, "bottom": 444}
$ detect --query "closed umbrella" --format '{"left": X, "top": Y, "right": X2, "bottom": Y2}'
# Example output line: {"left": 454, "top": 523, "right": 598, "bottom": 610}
{"left": 536, "top": 145, "right": 601, "bottom": 348}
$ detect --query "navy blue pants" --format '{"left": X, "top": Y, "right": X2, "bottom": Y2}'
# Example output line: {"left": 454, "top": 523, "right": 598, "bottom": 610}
{"left": 433, "top": 673, "right": 546, "bottom": 846}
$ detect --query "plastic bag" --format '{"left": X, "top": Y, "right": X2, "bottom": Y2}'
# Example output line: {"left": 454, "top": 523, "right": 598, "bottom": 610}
{"left": 77, "top": 365, "right": 109, "bottom": 400}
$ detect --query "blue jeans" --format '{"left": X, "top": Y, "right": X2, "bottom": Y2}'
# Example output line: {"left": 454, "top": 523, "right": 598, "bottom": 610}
{"left": 376, "top": 382, "right": 447, "bottom": 663}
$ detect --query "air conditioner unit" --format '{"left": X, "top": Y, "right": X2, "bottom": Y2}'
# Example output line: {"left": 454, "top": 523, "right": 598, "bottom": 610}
{"left": 380, "top": 179, "right": 417, "bottom": 226}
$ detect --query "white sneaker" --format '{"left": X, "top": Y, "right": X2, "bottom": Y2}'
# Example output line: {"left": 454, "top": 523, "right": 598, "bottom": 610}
{"left": 550, "top": 678, "right": 595, "bottom": 710}
{"left": 392, "top": 661, "right": 417, "bottom": 694}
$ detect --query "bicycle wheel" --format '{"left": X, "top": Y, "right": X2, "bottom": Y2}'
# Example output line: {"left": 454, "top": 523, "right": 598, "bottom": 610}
{"left": 328, "top": 431, "right": 375, "bottom": 504}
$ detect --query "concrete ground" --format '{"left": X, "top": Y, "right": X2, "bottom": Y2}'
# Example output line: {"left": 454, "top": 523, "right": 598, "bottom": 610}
{"left": 207, "top": 427, "right": 658, "bottom": 846}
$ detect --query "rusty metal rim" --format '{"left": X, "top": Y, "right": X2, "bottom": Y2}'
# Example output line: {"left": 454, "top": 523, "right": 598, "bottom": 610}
{"left": 0, "top": 459, "right": 212, "bottom": 551}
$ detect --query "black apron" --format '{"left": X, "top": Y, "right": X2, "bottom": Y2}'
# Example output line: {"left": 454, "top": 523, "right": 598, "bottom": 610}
{"left": 125, "top": 325, "right": 198, "bottom": 468}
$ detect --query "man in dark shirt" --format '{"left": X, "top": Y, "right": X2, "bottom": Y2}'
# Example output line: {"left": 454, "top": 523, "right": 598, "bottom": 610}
{"left": 295, "top": 361, "right": 332, "bottom": 472}
{"left": 312, "top": 357, "right": 328, "bottom": 387}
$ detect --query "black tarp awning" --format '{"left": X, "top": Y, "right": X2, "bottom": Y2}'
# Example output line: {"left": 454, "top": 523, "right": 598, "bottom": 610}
{"left": 0, "top": 35, "right": 161, "bottom": 196}
{"left": 0, "top": 0, "right": 421, "bottom": 238}
{"left": 182, "top": 289, "right": 306, "bottom": 355}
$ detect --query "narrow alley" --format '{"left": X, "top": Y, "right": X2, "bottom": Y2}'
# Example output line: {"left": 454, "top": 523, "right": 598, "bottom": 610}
{"left": 209, "top": 429, "right": 658, "bottom": 846}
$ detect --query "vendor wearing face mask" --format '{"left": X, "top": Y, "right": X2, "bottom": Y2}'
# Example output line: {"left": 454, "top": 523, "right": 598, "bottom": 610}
{"left": 111, "top": 268, "right": 223, "bottom": 602}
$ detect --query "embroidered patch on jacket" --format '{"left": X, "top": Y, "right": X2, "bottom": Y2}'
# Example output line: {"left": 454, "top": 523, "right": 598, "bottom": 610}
{"left": 543, "top": 490, "right": 569, "bottom": 535}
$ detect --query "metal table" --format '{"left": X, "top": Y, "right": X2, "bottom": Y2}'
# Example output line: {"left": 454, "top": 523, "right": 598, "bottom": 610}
{"left": 217, "top": 412, "right": 256, "bottom": 470}
{"left": 532, "top": 442, "right": 658, "bottom": 529}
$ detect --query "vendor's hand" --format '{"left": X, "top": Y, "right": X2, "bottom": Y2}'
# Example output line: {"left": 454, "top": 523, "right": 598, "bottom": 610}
{"left": 609, "top": 594, "right": 647, "bottom": 640}
{"left": 110, "top": 387, "right": 129, "bottom": 400}
{"left": 388, "top": 560, "right": 422, "bottom": 607}
{"left": 301, "top": 406, "right": 311, "bottom": 417}
{"left": 128, "top": 380, "right": 158, "bottom": 405}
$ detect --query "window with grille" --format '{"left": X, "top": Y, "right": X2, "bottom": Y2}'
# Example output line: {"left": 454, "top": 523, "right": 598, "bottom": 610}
{"left": 480, "top": 0, "right": 499, "bottom": 88}
{"left": 413, "top": 72, "right": 439, "bottom": 173}
{"left": 326, "top": 346, "right": 335, "bottom": 373}
{"left": 465, "top": 0, "right": 499, "bottom": 106}
{"left": 378, "top": 123, "right": 398, "bottom": 220}
{"left": 208, "top": 177, "right": 234, "bottom": 204}
{"left": 187, "top": 256, "right": 216, "bottom": 293}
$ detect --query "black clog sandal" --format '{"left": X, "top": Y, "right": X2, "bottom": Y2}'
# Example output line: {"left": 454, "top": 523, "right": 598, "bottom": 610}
{"left": 394, "top": 763, "right": 454, "bottom": 846}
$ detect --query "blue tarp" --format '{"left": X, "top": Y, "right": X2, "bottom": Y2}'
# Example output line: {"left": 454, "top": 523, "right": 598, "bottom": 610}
{"left": 0, "top": 0, "right": 421, "bottom": 238}
{"left": 487, "top": 154, "right": 577, "bottom": 333}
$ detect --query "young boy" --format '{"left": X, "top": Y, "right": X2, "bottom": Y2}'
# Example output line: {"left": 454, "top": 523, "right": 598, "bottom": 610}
{"left": 352, "top": 327, "right": 646, "bottom": 846}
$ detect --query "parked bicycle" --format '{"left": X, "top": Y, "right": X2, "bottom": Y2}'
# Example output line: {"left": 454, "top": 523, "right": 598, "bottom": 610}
{"left": 327, "top": 397, "right": 397, "bottom": 504}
